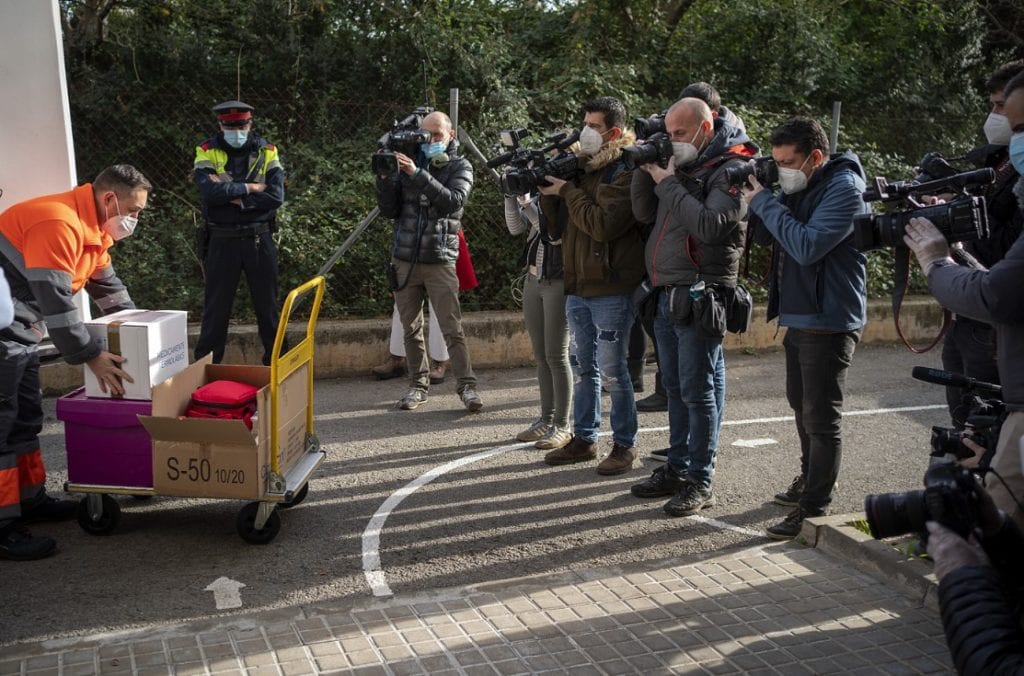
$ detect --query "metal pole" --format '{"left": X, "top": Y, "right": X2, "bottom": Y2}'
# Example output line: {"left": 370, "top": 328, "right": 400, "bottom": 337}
{"left": 316, "top": 207, "right": 380, "bottom": 278}
{"left": 457, "top": 128, "right": 502, "bottom": 186}
{"left": 450, "top": 88, "right": 459, "bottom": 141}
{"left": 829, "top": 101, "right": 841, "bottom": 155}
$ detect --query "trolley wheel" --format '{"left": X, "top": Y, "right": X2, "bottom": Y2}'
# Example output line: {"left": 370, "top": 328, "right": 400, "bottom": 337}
{"left": 77, "top": 495, "right": 121, "bottom": 535}
{"left": 236, "top": 502, "right": 281, "bottom": 544}
{"left": 277, "top": 483, "right": 309, "bottom": 510}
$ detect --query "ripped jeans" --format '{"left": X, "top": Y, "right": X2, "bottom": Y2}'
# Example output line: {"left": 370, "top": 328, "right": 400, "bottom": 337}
{"left": 565, "top": 293, "right": 637, "bottom": 448}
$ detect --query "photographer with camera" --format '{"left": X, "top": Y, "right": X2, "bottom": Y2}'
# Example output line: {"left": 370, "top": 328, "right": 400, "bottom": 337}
{"left": 374, "top": 110, "right": 483, "bottom": 412}
{"left": 741, "top": 117, "right": 869, "bottom": 539}
{"left": 537, "top": 96, "right": 645, "bottom": 475}
{"left": 939, "top": 61, "right": 1024, "bottom": 429}
{"left": 628, "top": 97, "right": 755, "bottom": 517}
{"left": 902, "top": 70, "right": 1024, "bottom": 528}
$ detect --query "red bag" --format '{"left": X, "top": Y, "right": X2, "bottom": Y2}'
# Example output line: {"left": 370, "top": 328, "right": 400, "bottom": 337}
{"left": 184, "top": 380, "right": 260, "bottom": 430}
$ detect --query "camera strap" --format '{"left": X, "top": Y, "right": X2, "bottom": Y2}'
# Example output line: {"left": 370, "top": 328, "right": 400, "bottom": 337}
{"left": 891, "top": 246, "right": 951, "bottom": 354}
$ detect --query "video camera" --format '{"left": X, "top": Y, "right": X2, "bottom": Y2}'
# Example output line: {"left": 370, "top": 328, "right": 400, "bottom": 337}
{"left": 486, "top": 129, "right": 582, "bottom": 196}
{"left": 372, "top": 105, "right": 435, "bottom": 177}
{"left": 852, "top": 152, "right": 994, "bottom": 251}
{"left": 912, "top": 366, "right": 1005, "bottom": 462}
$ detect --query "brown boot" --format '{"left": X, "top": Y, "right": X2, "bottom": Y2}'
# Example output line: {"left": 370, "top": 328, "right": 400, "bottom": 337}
{"left": 372, "top": 354, "right": 406, "bottom": 380}
{"left": 429, "top": 360, "right": 449, "bottom": 384}
{"left": 596, "top": 443, "right": 636, "bottom": 476}
{"left": 544, "top": 436, "right": 597, "bottom": 466}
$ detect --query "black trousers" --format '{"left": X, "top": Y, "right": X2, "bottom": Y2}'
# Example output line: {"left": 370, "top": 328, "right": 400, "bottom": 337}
{"left": 783, "top": 328, "right": 859, "bottom": 515}
{"left": 941, "top": 318, "right": 999, "bottom": 428}
{"left": 194, "top": 230, "right": 281, "bottom": 366}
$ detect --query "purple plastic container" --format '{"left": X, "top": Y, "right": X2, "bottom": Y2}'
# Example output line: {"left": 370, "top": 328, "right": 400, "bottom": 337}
{"left": 56, "top": 387, "right": 153, "bottom": 489}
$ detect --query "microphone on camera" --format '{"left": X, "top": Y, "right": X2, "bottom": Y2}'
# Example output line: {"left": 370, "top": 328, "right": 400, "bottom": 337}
{"left": 911, "top": 366, "right": 1002, "bottom": 396}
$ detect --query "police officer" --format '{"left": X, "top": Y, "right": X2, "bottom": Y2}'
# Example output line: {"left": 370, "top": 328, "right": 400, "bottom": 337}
{"left": 193, "top": 100, "right": 285, "bottom": 366}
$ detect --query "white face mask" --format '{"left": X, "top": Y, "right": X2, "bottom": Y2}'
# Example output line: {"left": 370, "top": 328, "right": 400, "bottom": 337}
{"left": 578, "top": 126, "right": 604, "bottom": 155}
{"left": 983, "top": 112, "right": 1012, "bottom": 146}
{"left": 101, "top": 194, "right": 138, "bottom": 241}
{"left": 777, "top": 155, "right": 812, "bottom": 194}
{"left": 671, "top": 125, "right": 706, "bottom": 167}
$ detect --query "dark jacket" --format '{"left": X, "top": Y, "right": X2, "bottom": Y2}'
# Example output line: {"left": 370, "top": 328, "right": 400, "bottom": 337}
{"left": 632, "top": 118, "right": 755, "bottom": 289}
{"left": 505, "top": 195, "right": 563, "bottom": 281}
{"left": 966, "top": 144, "right": 1023, "bottom": 268}
{"left": 376, "top": 140, "right": 473, "bottom": 264}
{"left": 194, "top": 133, "right": 285, "bottom": 227}
{"left": 540, "top": 132, "right": 645, "bottom": 297}
{"left": 747, "top": 151, "right": 869, "bottom": 332}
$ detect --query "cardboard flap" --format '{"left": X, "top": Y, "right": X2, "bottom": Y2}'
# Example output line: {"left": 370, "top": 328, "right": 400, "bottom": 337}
{"left": 139, "top": 415, "right": 257, "bottom": 446}
{"left": 151, "top": 353, "right": 213, "bottom": 417}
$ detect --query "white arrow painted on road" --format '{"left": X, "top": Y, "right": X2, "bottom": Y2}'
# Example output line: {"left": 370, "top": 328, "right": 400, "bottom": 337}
{"left": 205, "top": 577, "right": 246, "bottom": 609}
{"left": 731, "top": 437, "right": 778, "bottom": 448}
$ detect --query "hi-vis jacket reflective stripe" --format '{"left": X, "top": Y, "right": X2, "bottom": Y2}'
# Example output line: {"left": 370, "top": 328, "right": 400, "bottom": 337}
{"left": 194, "top": 135, "right": 285, "bottom": 228}
{"left": 0, "top": 184, "right": 135, "bottom": 363}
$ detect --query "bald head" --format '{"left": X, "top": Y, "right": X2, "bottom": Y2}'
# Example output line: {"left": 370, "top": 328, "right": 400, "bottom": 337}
{"left": 422, "top": 111, "right": 454, "bottom": 144}
{"left": 665, "top": 97, "right": 714, "bottom": 151}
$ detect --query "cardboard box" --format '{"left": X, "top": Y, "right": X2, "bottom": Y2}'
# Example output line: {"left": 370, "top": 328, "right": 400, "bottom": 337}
{"left": 85, "top": 309, "right": 189, "bottom": 400}
{"left": 57, "top": 388, "right": 153, "bottom": 488}
{"left": 139, "top": 355, "right": 309, "bottom": 500}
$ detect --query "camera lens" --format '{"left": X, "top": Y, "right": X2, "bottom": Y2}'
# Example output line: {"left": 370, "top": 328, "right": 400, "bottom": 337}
{"left": 864, "top": 490, "right": 929, "bottom": 539}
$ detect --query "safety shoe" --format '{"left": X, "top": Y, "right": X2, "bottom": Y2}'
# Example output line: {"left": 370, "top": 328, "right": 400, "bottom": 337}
{"left": 664, "top": 481, "right": 717, "bottom": 517}
{"left": 20, "top": 495, "right": 78, "bottom": 523}
{"left": 535, "top": 426, "right": 572, "bottom": 450}
{"left": 397, "top": 388, "right": 428, "bottom": 410}
{"left": 773, "top": 475, "right": 805, "bottom": 506}
{"left": 544, "top": 436, "right": 597, "bottom": 465}
{"left": 459, "top": 386, "right": 484, "bottom": 412}
{"left": 648, "top": 448, "right": 669, "bottom": 463}
{"left": 636, "top": 392, "right": 668, "bottom": 413}
{"left": 429, "top": 360, "right": 449, "bottom": 385}
{"left": 373, "top": 355, "right": 407, "bottom": 380}
{"left": 631, "top": 464, "right": 685, "bottom": 498}
{"left": 597, "top": 443, "right": 636, "bottom": 476}
{"left": 766, "top": 507, "right": 814, "bottom": 540}
{"left": 516, "top": 419, "right": 551, "bottom": 443}
{"left": 0, "top": 525, "right": 57, "bottom": 561}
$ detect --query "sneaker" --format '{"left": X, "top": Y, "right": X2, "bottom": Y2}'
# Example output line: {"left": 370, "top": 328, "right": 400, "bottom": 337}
{"left": 631, "top": 464, "right": 684, "bottom": 498}
{"left": 636, "top": 392, "right": 668, "bottom": 413}
{"left": 766, "top": 507, "right": 811, "bottom": 540}
{"left": 535, "top": 426, "right": 572, "bottom": 450}
{"left": 372, "top": 354, "right": 407, "bottom": 380}
{"left": 429, "top": 360, "right": 449, "bottom": 385}
{"left": 516, "top": 419, "right": 551, "bottom": 443}
{"left": 397, "top": 388, "right": 428, "bottom": 410}
{"left": 544, "top": 436, "right": 597, "bottom": 466}
{"left": 773, "top": 475, "right": 805, "bottom": 506}
{"left": 648, "top": 448, "right": 669, "bottom": 462}
{"left": 596, "top": 443, "right": 636, "bottom": 476}
{"left": 20, "top": 496, "right": 78, "bottom": 523}
{"left": 0, "top": 525, "right": 57, "bottom": 561}
{"left": 664, "top": 481, "right": 717, "bottom": 517}
{"left": 459, "top": 386, "right": 483, "bottom": 412}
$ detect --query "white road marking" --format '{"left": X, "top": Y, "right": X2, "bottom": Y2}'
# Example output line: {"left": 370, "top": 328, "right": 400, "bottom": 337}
{"left": 204, "top": 576, "right": 246, "bottom": 609}
{"left": 732, "top": 438, "right": 778, "bottom": 448}
{"left": 362, "top": 403, "right": 946, "bottom": 597}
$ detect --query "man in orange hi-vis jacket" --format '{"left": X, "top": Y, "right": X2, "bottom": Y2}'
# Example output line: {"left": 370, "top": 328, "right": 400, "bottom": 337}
{"left": 0, "top": 164, "right": 151, "bottom": 560}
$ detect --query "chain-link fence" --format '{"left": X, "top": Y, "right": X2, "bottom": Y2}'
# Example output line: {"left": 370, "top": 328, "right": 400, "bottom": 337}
{"left": 69, "top": 86, "right": 521, "bottom": 320}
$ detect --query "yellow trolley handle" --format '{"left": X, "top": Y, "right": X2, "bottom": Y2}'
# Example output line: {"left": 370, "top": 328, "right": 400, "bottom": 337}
{"left": 269, "top": 276, "right": 326, "bottom": 475}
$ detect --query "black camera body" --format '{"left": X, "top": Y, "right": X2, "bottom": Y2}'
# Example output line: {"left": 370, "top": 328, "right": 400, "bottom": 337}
{"left": 912, "top": 366, "right": 1005, "bottom": 462}
{"left": 372, "top": 105, "right": 434, "bottom": 177}
{"left": 865, "top": 461, "right": 982, "bottom": 540}
{"left": 722, "top": 156, "right": 779, "bottom": 189}
{"left": 633, "top": 113, "right": 666, "bottom": 140}
{"left": 852, "top": 155, "right": 995, "bottom": 252}
{"left": 487, "top": 129, "right": 582, "bottom": 196}
{"left": 621, "top": 132, "right": 674, "bottom": 170}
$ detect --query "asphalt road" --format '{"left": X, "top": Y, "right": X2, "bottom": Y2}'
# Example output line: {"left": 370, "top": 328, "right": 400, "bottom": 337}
{"left": 3, "top": 343, "right": 949, "bottom": 647}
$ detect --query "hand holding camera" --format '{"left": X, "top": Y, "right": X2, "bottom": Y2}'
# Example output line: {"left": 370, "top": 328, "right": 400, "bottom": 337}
{"left": 904, "top": 217, "right": 953, "bottom": 275}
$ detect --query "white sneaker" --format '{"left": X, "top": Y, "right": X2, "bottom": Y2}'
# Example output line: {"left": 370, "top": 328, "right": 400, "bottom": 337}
{"left": 516, "top": 419, "right": 550, "bottom": 442}
{"left": 535, "top": 426, "right": 572, "bottom": 450}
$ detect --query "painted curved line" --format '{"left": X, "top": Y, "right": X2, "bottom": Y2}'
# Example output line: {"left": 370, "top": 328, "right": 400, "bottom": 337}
{"left": 361, "top": 405, "right": 944, "bottom": 597}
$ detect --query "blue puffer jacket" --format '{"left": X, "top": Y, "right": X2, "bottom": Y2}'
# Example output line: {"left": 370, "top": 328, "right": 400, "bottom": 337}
{"left": 748, "top": 151, "right": 868, "bottom": 332}
{"left": 375, "top": 141, "right": 473, "bottom": 264}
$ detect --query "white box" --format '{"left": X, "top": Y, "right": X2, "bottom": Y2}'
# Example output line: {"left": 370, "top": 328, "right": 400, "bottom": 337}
{"left": 84, "top": 309, "right": 189, "bottom": 400}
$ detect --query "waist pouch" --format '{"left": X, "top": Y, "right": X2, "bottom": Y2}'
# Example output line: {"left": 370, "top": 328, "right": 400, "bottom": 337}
{"left": 184, "top": 380, "right": 260, "bottom": 430}
{"left": 689, "top": 283, "right": 753, "bottom": 338}
{"left": 727, "top": 284, "right": 753, "bottom": 334}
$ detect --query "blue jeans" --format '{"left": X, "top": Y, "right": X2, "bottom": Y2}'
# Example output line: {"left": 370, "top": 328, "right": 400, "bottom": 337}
{"left": 654, "top": 292, "right": 722, "bottom": 488}
{"left": 566, "top": 294, "right": 637, "bottom": 448}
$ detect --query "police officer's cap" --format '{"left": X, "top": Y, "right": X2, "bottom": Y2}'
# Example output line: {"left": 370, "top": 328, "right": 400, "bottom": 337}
{"left": 213, "top": 100, "right": 254, "bottom": 128}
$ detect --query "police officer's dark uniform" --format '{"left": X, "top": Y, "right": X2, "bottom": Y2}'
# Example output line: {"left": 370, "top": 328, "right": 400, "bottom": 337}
{"left": 193, "top": 100, "right": 285, "bottom": 365}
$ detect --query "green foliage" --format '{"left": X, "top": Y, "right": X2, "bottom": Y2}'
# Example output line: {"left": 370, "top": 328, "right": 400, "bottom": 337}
{"left": 59, "top": 0, "right": 1021, "bottom": 319}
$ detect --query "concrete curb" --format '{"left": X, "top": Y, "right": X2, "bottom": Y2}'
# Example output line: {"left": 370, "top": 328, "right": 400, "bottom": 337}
{"left": 800, "top": 512, "right": 938, "bottom": 610}
{"left": 40, "top": 296, "right": 947, "bottom": 394}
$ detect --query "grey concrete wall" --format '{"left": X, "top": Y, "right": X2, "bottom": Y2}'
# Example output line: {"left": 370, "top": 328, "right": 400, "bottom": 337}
{"left": 39, "top": 297, "right": 949, "bottom": 394}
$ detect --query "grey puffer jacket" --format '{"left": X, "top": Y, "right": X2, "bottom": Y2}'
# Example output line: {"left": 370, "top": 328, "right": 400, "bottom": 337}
{"left": 375, "top": 141, "right": 473, "bottom": 264}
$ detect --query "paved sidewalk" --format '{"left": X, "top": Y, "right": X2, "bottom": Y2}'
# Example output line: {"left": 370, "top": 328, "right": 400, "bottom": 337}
{"left": 1, "top": 542, "right": 951, "bottom": 675}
